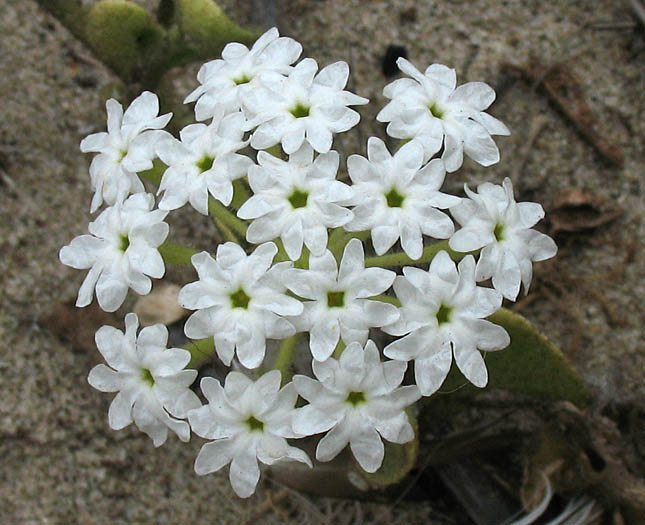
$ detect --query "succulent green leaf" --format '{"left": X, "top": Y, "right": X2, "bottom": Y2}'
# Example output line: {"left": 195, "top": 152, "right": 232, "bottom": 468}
{"left": 175, "top": 0, "right": 258, "bottom": 58}
{"left": 86, "top": 0, "right": 167, "bottom": 82}
{"left": 485, "top": 308, "right": 590, "bottom": 407}
{"left": 428, "top": 308, "right": 590, "bottom": 412}
{"left": 358, "top": 411, "right": 419, "bottom": 488}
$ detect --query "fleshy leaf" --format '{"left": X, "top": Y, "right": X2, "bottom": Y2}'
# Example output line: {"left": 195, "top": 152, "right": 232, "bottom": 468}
{"left": 357, "top": 411, "right": 419, "bottom": 488}
{"left": 430, "top": 308, "right": 590, "bottom": 409}
{"left": 86, "top": 0, "right": 167, "bottom": 82}
{"left": 485, "top": 308, "right": 590, "bottom": 407}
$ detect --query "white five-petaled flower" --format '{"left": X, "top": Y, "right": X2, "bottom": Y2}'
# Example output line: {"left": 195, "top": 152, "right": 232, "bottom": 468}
{"left": 185, "top": 27, "right": 303, "bottom": 121}
{"left": 245, "top": 58, "right": 369, "bottom": 154}
{"left": 179, "top": 242, "right": 303, "bottom": 369}
{"left": 59, "top": 193, "right": 169, "bottom": 312}
{"left": 377, "top": 58, "right": 510, "bottom": 171}
{"left": 384, "top": 251, "right": 510, "bottom": 396}
{"left": 283, "top": 239, "right": 399, "bottom": 361}
{"left": 88, "top": 313, "right": 201, "bottom": 446}
{"left": 292, "top": 340, "right": 420, "bottom": 473}
{"left": 80, "top": 91, "right": 172, "bottom": 212}
{"left": 345, "top": 137, "right": 459, "bottom": 259}
{"left": 449, "top": 177, "right": 557, "bottom": 300}
{"left": 188, "top": 370, "right": 311, "bottom": 498}
{"left": 238, "top": 144, "right": 354, "bottom": 260}
{"left": 156, "top": 110, "right": 253, "bottom": 215}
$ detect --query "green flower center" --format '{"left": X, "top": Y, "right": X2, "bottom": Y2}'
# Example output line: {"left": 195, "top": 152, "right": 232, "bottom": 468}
{"left": 246, "top": 415, "right": 264, "bottom": 432}
{"left": 346, "top": 391, "right": 366, "bottom": 406}
{"left": 290, "top": 102, "right": 310, "bottom": 119}
{"left": 233, "top": 74, "right": 252, "bottom": 85}
{"left": 196, "top": 155, "right": 215, "bottom": 173}
{"left": 327, "top": 291, "right": 345, "bottom": 308}
{"left": 117, "top": 149, "right": 128, "bottom": 161}
{"left": 119, "top": 234, "right": 130, "bottom": 252}
{"left": 385, "top": 187, "right": 405, "bottom": 208}
{"left": 230, "top": 288, "right": 251, "bottom": 309}
{"left": 428, "top": 103, "right": 445, "bottom": 119}
{"left": 494, "top": 223, "right": 505, "bottom": 242}
{"left": 288, "top": 188, "right": 309, "bottom": 209}
{"left": 141, "top": 368, "right": 155, "bottom": 386}
{"left": 436, "top": 304, "right": 453, "bottom": 325}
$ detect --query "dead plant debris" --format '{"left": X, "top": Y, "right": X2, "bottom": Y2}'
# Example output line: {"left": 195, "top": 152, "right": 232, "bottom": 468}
{"left": 549, "top": 188, "right": 623, "bottom": 235}
{"left": 502, "top": 57, "right": 624, "bottom": 167}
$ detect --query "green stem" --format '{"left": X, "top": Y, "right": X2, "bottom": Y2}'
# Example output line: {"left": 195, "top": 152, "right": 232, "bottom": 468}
{"left": 332, "top": 339, "right": 346, "bottom": 359}
{"left": 329, "top": 229, "right": 370, "bottom": 261}
{"left": 184, "top": 337, "right": 216, "bottom": 369}
{"left": 273, "top": 334, "right": 300, "bottom": 385}
{"left": 158, "top": 242, "right": 198, "bottom": 266}
{"left": 230, "top": 178, "right": 251, "bottom": 210}
{"left": 364, "top": 240, "right": 470, "bottom": 268}
{"left": 208, "top": 197, "right": 248, "bottom": 239}
{"left": 212, "top": 217, "right": 238, "bottom": 243}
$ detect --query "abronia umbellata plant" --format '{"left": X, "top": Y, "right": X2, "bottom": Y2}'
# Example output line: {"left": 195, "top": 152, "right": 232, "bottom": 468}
{"left": 60, "top": 27, "right": 557, "bottom": 498}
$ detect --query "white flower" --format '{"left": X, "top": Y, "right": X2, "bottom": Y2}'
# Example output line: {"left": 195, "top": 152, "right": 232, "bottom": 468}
{"left": 449, "top": 177, "right": 557, "bottom": 300}
{"left": 345, "top": 137, "right": 459, "bottom": 259}
{"left": 80, "top": 91, "right": 172, "bottom": 212}
{"left": 292, "top": 341, "right": 420, "bottom": 473}
{"left": 88, "top": 313, "right": 200, "bottom": 446}
{"left": 384, "top": 251, "right": 510, "bottom": 396}
{"left": 179, "top": 242, "right": 303, "bottom": 369}
{"left": 156, "top": 110, "right": 253, "bottom": 215}
{"left": 188, "top": 370, "right": 311, "bottom": 498}
{"left": 185, "top": 27, "right": 303, "bottom": 121}
{"left": 245, "top": 58, "right": 369, "bottom": 154}
{"left": 237, "top": 144, "right": 353, "bottom": 260}
{"left": 283, "top": 239, "right": 399, "bottom": 361}
{"left": 59, "top": 193, "right": 169, "bottom": 312}
{"left": 377, "top": 58, "right": 510, "bottom": 172}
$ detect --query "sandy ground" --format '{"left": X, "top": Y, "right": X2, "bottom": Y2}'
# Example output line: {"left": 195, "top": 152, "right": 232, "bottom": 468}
{"left": 0, "top": 0, "right": 642, "bottom": 523}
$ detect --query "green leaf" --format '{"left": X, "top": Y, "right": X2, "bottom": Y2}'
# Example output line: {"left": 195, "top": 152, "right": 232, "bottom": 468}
{"left": 485, "top": 308, "right": 590, "bottom": 407}
{"left": 358, "top": 411, "right": 419, "bottom": 488}
{"left": 430, "top": 308, "right": 590, "bottom": 411}
{"left": 86, "top": 0, "right": 167, "bottom": 83}
{"left": 175, "top": 0, "right": 258, "bottom": 58}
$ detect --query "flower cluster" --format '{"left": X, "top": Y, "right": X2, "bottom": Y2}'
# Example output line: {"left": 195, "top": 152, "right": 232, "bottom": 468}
{"left": 60, "top": 28, "right": 556, "bottom": 498}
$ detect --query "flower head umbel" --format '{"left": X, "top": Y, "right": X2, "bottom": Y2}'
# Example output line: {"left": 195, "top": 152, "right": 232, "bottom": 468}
{"left": 346, "top": 137, "right": 459, "bottom": 259}
{"left": 80, "top": 91, "right": 172, "bottom": 212}
{"left": 245, "top": 59, "right": 369, "bottom": 154}
{"left": 59, "top": 193, "right": 169, "bottom": 312}
{"left": 377, "top": 58, "right": 509, "bottom": 171}
{"left": 185, "top": 27, "right": 303, "bottom": 121}
{"left": 179, "top": 242, "right": 303, "bottom": 369}
{"left": 156, "top": 110, "right": 253, "bottom": 215}
{"left": 284, "top": 239, "right": 399, "bottom": 361}
{"left": 449, "top": 177, "right": 557, "bottom": 300}
{"left": 292, "top": 341, "right": 420, "bottom": 473}
{"left": 238, "top": 144, "right": 353, "bottom": 260}
{"left": 188, "top": 370, "right": 311, "bottom": 498}
{"left": 88, "top": 313, "right": 200, "bottom": 446}
{"left": 384, "top": 251, "right": 510, "bottom": 396}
